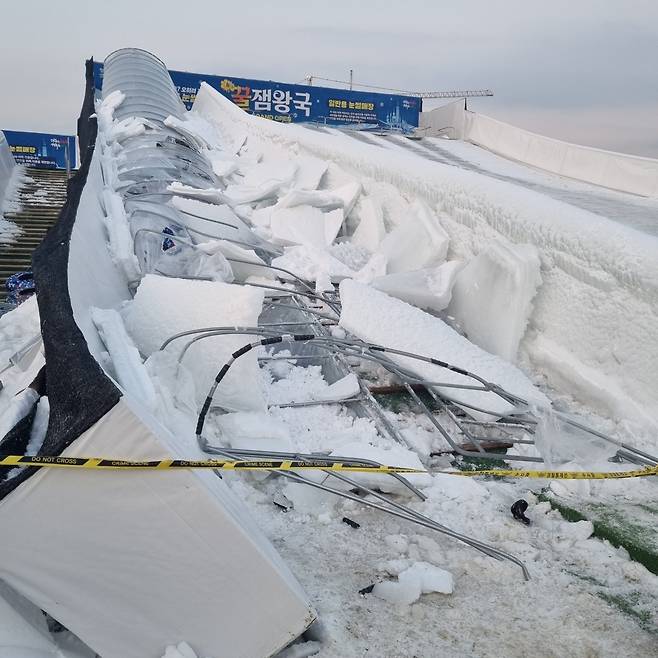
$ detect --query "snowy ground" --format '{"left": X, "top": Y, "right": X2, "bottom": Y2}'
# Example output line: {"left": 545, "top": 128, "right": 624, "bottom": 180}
{"left": 201, "top": 355, "right": 657, "bottom": 657}
{"left": 1, "top": 82, "right": 657, "bottom": 657}
{"left": 0, "top": 165, "right": 25, "bottom": 246}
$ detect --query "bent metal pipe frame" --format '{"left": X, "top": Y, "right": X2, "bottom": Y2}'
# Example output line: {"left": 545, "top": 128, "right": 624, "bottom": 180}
{"left": 200, "top": 442, "right": 531, "bottom": 580}
{"left": 157, "top": 322, "right": 658, "bottom": 468}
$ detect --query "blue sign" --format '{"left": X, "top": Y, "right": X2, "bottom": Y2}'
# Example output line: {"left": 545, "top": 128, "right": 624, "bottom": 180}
{"left": 2, "top": 130, "right": 76, "bottom": 169}
{"left": 93, "top": 62, "right": 420, "bottom": 132}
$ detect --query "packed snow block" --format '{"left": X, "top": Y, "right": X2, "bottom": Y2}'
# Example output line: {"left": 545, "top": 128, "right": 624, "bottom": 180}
{"left": 224, "top": 180, "right": 283, "bottom": 205}
{"left": 271, "top": 206, "right": 325, "bottom": 247}
{"left": 293, "top": 155, "right": 328, "bottom": 191}
{"left": 0, "top": 389, "right": 39, "bottom": 441}
{"left": 163, "top": 115, "right": 211, "bottom": 151}
{"left": 324, "top": 208, "right": 344, "bottom": 245}
{"left": 371, "top": 260, "right": 463, "bottom": 312}
{"left": 213, "top": 411, "right": 295, "bottom": 453}
{"left": 379, "top": 200, "right": 449, "bottom": 274}
{"left": 222, "top": 160, "right": 297, "bottom": 206}
{"left": 275, "top": 188, "right": 343, "bottom": 210}
{"left": 448, "top": 240, "right": 542, "bottom": 362}
{"left": 122, "top": 275, "right": 266, "bottom": 412}
{"left": 242, "top": 160, "right": 298, "bottom": 189}
{"left": 91, "top": 307, "right": 158, "bottom": 410}
{"left": 332, "top": 181, "right": 362, "bottom": 217}
{"left": 270, "top": 206, "right": 344, "bottom": 248}
{"left": 373, "top": 562, "right": 453, "bottom": 605}
{"left": 0, "top": 398, "right": 315, "bottom": 658}
{"left": 167, "top": 181, "right": 228, "bottom": 206}
{"left": 351, "top": 197, "right": 386, "bottom": 252}
{"left": 339, "top": 280, "right": 549, "bottom": 421}
{"left": 273, "top": 245, "right": 356, "bottom": 282}
{"left": 170, "top": 196, "right": 254, "bottom": 243}
{"left": 197, "top": 239, "right": 275, "bottom": 282}
{"left": 101, "top": 187, "right": 141, "bottom": 284}
{"left": 207, "top": 151, "right": 239, "bottom": 179}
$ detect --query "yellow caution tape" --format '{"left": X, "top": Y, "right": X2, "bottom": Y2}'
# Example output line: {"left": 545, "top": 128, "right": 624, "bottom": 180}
{"left": 438, "top": 465, "right": 658, "bottom": 480}
{"left": 0, "top": 455, "right": 422, "bottom": 474}
{"left": 1, "top": 456, "right": 656, "bottom": 479}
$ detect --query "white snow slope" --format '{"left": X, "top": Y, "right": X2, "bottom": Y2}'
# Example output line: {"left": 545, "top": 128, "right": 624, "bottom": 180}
{"left": 193, "top": 83, "right": 658, "bottom": 441}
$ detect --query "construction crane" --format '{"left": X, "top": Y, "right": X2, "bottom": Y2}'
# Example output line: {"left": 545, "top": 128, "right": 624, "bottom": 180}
{"left": 304, "top": 75, "right": 493, "bottom": 99}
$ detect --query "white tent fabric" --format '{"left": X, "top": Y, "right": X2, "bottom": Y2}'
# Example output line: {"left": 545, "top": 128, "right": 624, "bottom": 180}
{"left": 0, "top": 397, "right": 315, "bottom": 658}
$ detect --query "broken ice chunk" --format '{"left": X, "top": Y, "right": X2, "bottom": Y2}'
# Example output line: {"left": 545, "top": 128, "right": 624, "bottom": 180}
{"left": 339, "top": 279, "right": 550, "bottom": 421}
{"left": 213, "top": 411, "right": 295, "bottom": 454}
{"left": 292, "top": 155, "right": 328, "bottom": 191}
{"left": 275, "top": 189, "right": 343, "bottom": 210}
{"left": 314, "top": 374, "right": 360, "bottom": 402}
{"left": 351, "top": 197, "right": 386, "bottom": 252}
{"left": 270, "top": 207, "right": 344, "bottom": 248}
{"left": 448, "top": 240, "right": 542, "bottom": 362}
{"left": 373, "top": 562, "right": 453, "bottom": 605}
{"left": 91, "top": 307, "right": 158, "bottom": 410}
{"left": 379, "top": 200, "right": 449, "bottom": 274}
{"left": 371, "top": 260, "right": 463, "bottom": 312}
{"left": 331, "top": 181, "right": 362, "bottom": 216}
{"left": 207, "top": 152, "right": 239, "bottom": 179}
{"left": 196, "top": 240, "right": 274, "bottom": 282}
{"left": 122, "top": 275, "right": 266, "bottom": 413}
{"left": 271, "top": 207, "right": 328, "bottom": 248}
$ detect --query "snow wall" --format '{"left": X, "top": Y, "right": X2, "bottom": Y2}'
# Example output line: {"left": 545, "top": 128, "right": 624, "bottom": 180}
{"left": 0, "top": 131, "right": 15, "bottom": 207}
{"left": 417, "top": 99, "right": 466, "bottom": 140}
{"left": 193, "top": 82, "right": 658, "bottom": 432}
{"left": 0, "top": 56, "right": 314, "bottom": 658}
{"left": 419, "top": 104, "right": 658, "bottom": 198}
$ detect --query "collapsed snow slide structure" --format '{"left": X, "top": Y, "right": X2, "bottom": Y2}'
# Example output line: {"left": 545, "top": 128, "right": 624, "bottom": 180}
{"left": 0, "top": 51, "right": 315, "bottom": 658}
{"left": 1, "top": 47, "right": 656, "bottom": 657}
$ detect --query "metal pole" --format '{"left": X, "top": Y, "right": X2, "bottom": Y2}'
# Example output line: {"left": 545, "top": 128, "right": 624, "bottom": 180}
{"left": 349, "top": 69, "right": 353, "bottom": 91}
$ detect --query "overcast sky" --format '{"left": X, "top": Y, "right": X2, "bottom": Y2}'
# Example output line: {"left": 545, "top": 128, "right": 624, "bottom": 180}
{"left": 1, "top": 0, "right": 657, "bottom": 156}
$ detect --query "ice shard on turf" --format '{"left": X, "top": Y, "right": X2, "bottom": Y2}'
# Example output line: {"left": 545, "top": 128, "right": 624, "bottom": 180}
{"left": 0, "top": 49, "right": 315, "bottom": 658}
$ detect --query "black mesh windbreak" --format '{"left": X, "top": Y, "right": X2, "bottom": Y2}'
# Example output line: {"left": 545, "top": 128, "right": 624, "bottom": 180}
{"left": 77, "top": 58, "right": 97, "bottom": 164}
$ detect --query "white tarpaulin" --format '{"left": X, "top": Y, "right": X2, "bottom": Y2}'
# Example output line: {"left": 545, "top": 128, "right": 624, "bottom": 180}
{"left": 0, "top": 398, "right": 315, "bottom": 658}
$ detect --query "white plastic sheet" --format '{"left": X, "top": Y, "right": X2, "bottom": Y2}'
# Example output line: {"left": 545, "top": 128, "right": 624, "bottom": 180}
{"left": 0, "top": 400, "right": 315, "bottom": 658}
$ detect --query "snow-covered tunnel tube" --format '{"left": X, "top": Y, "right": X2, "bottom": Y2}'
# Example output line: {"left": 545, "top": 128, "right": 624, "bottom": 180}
{"left": 0, "top": 49, "right": 315, "bottom": 658}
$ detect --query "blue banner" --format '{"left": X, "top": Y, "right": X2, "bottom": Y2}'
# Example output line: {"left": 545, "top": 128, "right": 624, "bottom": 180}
{"left": 93, "top": 62, "right": 420, "bottom": 131}
{"left": 2, "top": 130, "right": 76, "bottom": 169}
